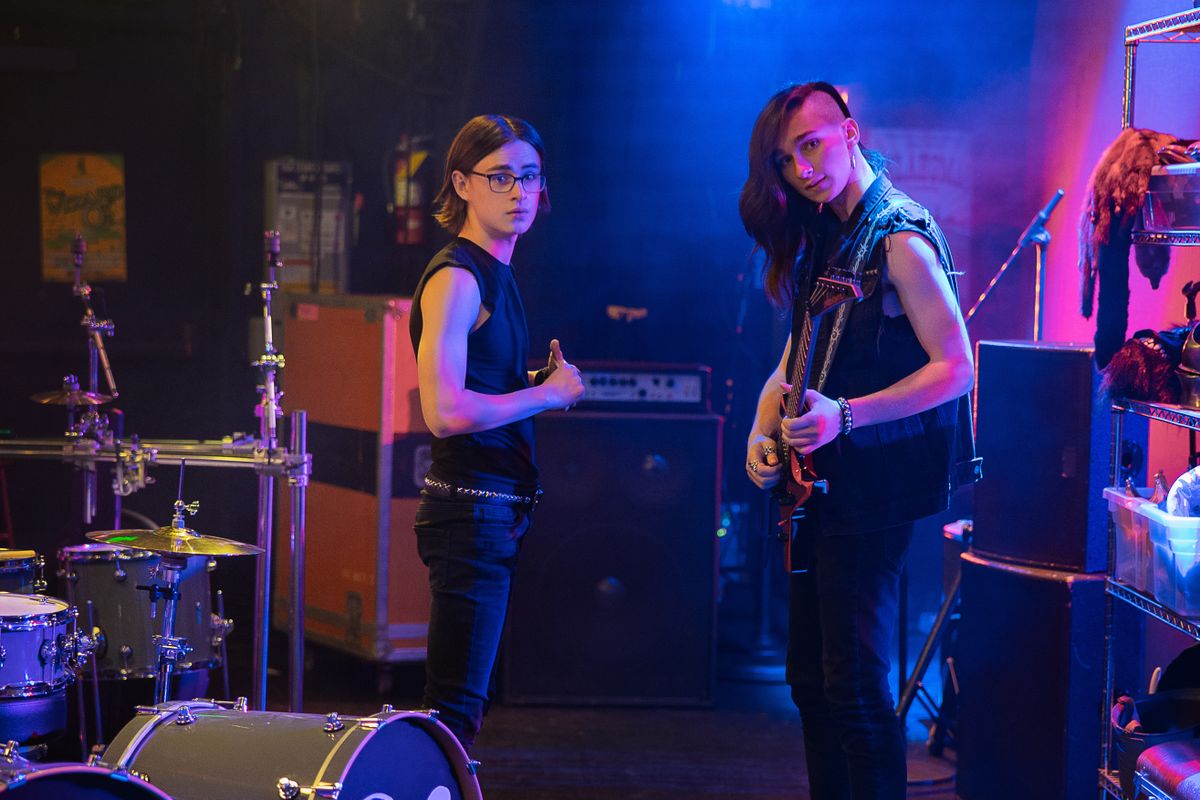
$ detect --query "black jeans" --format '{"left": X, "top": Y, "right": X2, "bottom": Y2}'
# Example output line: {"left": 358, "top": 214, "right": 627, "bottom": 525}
{"left": 786, "top": 522, "right": 914, "bottom": 800}
{"left": 414, "top": 492, "right": 532, "bottom": 752}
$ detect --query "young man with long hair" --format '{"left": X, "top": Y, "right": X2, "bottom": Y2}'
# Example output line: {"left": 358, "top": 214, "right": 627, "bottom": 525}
{"left": 739, "top": 83, "right": 974, "bottom": 797}
{"left": 409, "top": 114, "right": 584, "bottom": 751}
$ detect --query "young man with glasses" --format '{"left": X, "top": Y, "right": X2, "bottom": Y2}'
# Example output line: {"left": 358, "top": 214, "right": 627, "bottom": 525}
{"left": 739, "top": 83, "right": 974, "bottom": 797}
{"left": 409, "top": 115, "right": 584, "bottom": 751}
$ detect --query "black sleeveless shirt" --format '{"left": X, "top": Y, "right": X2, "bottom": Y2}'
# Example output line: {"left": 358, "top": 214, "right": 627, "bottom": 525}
{"left": 409, "top": 238, "right": 538, "bottom": 492}
{"left": 787, "top": 176, "right": 963, "bottom": 535}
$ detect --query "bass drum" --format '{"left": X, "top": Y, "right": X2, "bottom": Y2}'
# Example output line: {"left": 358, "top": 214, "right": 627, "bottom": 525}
{"left": 103, "top": 700, "right": 482, "bottom": 800}
{"left": 0, "top": 762, "right": 171, "bottom": 798}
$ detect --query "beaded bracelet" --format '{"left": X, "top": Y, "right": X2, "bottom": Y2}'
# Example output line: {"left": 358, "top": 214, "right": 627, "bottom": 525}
{"left": 836, "top": 397, "right": 854, "bottom": 436}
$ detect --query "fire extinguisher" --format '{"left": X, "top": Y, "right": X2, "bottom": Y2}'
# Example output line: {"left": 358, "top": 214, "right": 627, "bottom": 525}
{"left": 388, "top": 134, "right": 432, "bottom": 246}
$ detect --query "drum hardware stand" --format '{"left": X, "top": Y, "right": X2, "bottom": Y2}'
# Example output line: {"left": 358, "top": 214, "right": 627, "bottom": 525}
{"left": 898, "top": 521, "right": 971, "bottom": 775}
{"left": 59, "top": 606, "right": 99, "bottom": 761}
{"left": 288, "top": 410, "right": 307, "bottom": 712}
{"left": 250, "top": 230, "right": 309, "bottom": 713}
{"left": 84, "top": 599, "right": 104, "bottom": 755}
{"left": 70, "top": 234, "right": 120, "bottom": 527}
{"left": 249, "top": 231, "right": 282, "bottom": 714}
{"left": 215, "top": 589, "right": 231, "bottom": 700}
{"left": 3, "top": 233, "right": 311, "bottom": 714}
{"left": 133, "top": 534, "right": 193, "bottom": 712}
{"left": 897, "top": 571, "right": 961, "bottom": 751}
{"left": 250, "top": 232, "right": 282, "bottom": 714}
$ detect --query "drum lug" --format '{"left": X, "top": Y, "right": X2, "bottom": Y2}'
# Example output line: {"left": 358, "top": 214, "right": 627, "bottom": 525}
{"left": 276, "top": 777, "right": 301, "bottom": 800}
{"left": 174, "top": 705, "right": 197, "bottom": 725}
{"left": 210, "top": 613, "right": 234, "bottom": 647}
{"left": 467, "top": 759, "right": 481, "bottom": 775}
{"left": 113, "top": 562, "right": 127, "bottom": 582}
{"left": 38, "top": 638, "right": 58, "bottom": 667}
{"left": 233, "top": 696, "right": 249, "bottom": 712}
{"left": 322, "top": 711, "right": 345, "bottom": 732}
{"left": 0, "top": 644, "right": 7, "bottom": 670}
{"left": 112, "top": 764, "right": 152, "bottom": 784}
{"left": 378, "top": 703, "right": 394, "bottom": 713}
{"left": 90, "top": 625, "right": 107, "bottom": 661}
{"left": 68, "top": 630, "right": 97, "bottom": 668}
{"left": 119, "top": 644, "right": 134, "bottom": 674}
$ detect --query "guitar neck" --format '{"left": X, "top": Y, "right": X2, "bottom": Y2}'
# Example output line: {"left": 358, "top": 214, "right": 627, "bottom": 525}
{"left": 784, "top": 316, "right": 822, "bottom": 419}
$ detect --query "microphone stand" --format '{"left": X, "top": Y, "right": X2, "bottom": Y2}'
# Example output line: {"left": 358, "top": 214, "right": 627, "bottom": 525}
{"left": 965, "top": 189, "right": 1065, "bottom": 340}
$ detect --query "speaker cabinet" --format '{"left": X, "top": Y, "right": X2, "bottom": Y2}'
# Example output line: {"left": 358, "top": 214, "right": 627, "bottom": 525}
{"left": 501, "top": 411, "right": 722, "bottom": 706}
{"left": 956, "top": 551, "right": 1105, "bottom": 800}
{"left": 973, "top": 340, "right": 1146, "bottom": 572}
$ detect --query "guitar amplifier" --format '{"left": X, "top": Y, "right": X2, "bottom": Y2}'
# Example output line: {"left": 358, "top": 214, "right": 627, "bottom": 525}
{"left": 561, "top": 362, "right": 711, "bottom": 414}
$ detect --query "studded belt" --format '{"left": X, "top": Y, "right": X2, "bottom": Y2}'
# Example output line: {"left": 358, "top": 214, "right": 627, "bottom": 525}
{"left": 423, "top": 475, "right": 542, "bottom": 507}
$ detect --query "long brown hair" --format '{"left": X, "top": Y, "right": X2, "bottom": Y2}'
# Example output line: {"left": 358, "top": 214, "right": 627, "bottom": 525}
{"left": 738, "top": 82, "right": 883, "bottom": 308}
{"left": 433, "top": 115, "right": 551, "bottom": 234}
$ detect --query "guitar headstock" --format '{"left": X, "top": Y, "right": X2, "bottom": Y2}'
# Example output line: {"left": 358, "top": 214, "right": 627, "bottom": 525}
{"left": 807, "top": 267, "right": 863, "bottom": 320}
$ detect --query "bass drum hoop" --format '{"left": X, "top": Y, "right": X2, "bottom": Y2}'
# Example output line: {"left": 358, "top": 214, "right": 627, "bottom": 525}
{"left": 105, "top": 701, "right": 482, "bottom": 800}
{"left": 316, "top": 709, "right": 482, "bottom": 800}
{"left": 0, "top": 762, "right": 172, "bottom": 798}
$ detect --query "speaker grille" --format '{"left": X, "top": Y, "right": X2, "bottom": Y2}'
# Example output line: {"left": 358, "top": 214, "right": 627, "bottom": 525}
{"left": 501, "top": 412, "right": 721, "bottom": 706}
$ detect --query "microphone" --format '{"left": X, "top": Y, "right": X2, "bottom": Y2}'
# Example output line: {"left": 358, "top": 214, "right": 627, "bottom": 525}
{"left": 1018, "top": 189, "right": 1065, "bottom": 247}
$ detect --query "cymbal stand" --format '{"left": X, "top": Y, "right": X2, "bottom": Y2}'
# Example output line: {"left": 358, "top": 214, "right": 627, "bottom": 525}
{"left": 143, "top": 555, "right": 191, "bottom": 706}
{"left": 216, "top": 589, "right": 231, "bottom": 700}
{"left": 85, "top": 599, "right": 104, "bottom": 752}
{"left": 251, "top": 231, "right": 287, "bottom": 711}
{"left": 69, "top": 234, "right": 120, "bottom": 525}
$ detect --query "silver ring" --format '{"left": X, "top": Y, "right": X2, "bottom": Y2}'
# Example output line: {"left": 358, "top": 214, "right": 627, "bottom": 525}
{"left": 747, "top": 460, "right": 759, "bottom": 473}
{"left": 762, "top": 444, "right": 776, "bottom": 455}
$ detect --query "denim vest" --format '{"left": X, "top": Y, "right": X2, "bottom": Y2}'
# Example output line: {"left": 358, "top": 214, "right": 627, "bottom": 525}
{"left": 789, "top": 176, "right": 965, "bottom": 535}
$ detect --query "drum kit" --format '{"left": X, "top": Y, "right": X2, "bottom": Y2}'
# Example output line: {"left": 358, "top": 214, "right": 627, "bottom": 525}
{"left": 0, "top": 235, "right": 483, "bottom": 797}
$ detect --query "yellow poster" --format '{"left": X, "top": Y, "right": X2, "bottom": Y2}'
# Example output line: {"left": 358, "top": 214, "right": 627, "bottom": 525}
{"left": 39, "top": 153, "right": 127, "bottom": 282}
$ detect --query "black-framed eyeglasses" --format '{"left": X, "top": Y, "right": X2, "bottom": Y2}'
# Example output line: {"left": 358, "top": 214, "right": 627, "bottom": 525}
{"left": 469, "top": 171, "right": 546, "bottom": 193}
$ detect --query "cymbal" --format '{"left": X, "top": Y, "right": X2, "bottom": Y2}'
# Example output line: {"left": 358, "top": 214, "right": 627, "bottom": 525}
{"left": 86, "top": 526, "right": 264, "bottom": 557}
{"left": 30, "top": 388, "right": 112, "bottom": 406}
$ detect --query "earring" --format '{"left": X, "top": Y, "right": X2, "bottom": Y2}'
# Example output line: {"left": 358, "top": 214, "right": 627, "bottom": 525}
{"left": 850, "top": 150, "right": 857, "bottom": 170}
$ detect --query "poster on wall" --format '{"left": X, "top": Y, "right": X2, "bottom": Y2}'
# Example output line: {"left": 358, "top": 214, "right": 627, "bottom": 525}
{"left": 39, "top": 153, "right": 128, "bottom": 283}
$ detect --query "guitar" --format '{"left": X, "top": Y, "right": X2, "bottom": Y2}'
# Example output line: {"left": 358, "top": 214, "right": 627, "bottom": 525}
{"left": 772, "top": 268, "right": 863, "bottom": 573}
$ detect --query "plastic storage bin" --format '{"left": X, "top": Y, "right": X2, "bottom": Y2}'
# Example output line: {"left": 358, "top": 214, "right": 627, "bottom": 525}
{"left": 1145, "top": 501, "right": 1200, "bottom": 617}
{"left": 1105, "top": 487, "right": 1155, "bottom": 595}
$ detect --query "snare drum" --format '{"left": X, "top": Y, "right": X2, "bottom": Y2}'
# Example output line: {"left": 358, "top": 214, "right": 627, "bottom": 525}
{"left": 0, "top": 594, "right": 77, "bottom": 698}
{"left": 0, "top": 553, "right": 44, "bottom": 596}
{"left": 103, "top": 700, "right": 483, "bottom": 800}
{"left": 59, "top": 544, "right": 220, "bottom": 678}
{"left": 0, "top": 762, "right": 171, "bottom": 798}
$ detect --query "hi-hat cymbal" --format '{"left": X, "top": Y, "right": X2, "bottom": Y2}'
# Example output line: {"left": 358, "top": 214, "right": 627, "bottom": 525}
{"left": 30, "top": 388, "right": 112, "bottom": 406}
{"left": 86, "top": 526, "right": 264, "bottom": 557}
